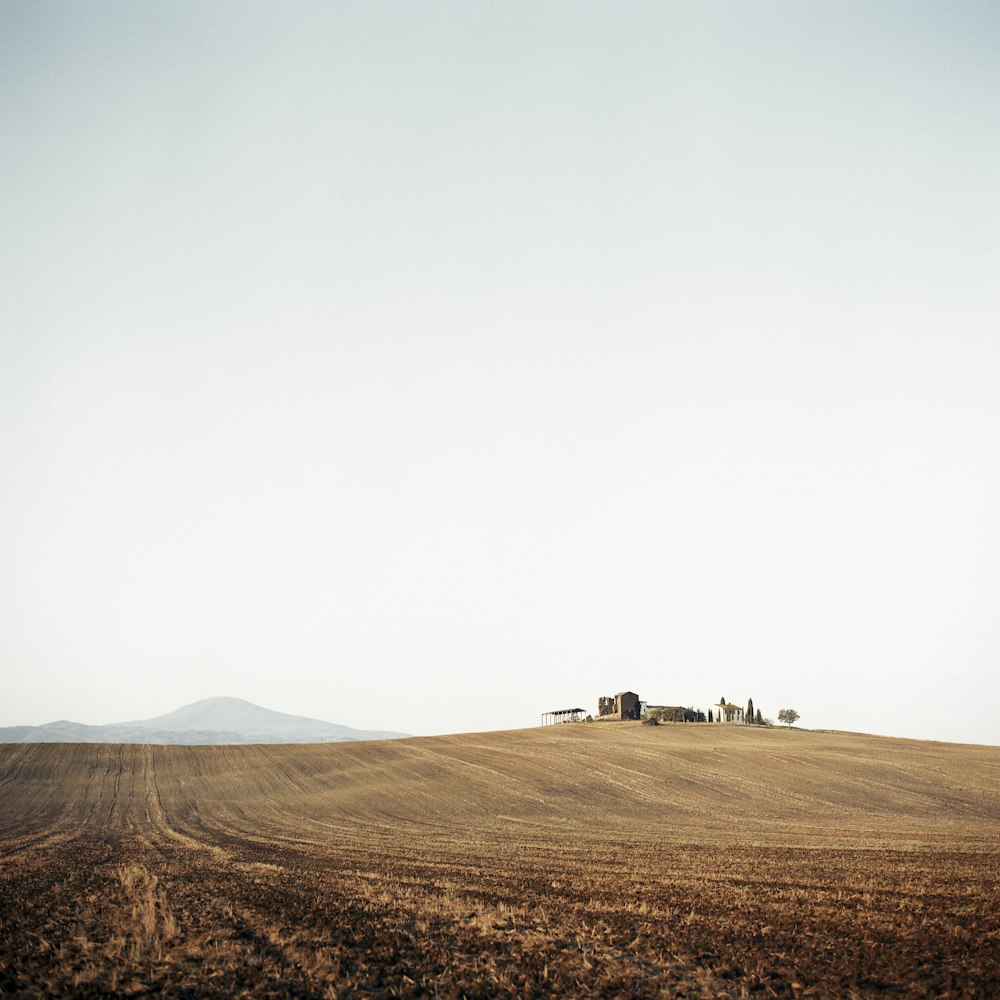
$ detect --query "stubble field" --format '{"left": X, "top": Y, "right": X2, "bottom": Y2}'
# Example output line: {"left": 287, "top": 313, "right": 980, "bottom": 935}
{"left": 2, "top": 723, "right": 999, "bottom": 997}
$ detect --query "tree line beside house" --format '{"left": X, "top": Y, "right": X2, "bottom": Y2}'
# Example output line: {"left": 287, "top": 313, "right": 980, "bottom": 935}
{"left": 645, "top": 706, "right": 707, "bottom": 724}
{"left": 642, "top": 697, "right": 799, "bottom": 727}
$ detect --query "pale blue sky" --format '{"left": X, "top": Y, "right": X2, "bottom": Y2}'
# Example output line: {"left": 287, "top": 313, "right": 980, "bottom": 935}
{"left": 2, "top": 2, "right": 998, "bottom": 743}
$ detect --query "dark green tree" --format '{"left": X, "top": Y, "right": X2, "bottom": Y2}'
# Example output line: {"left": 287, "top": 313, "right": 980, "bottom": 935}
{"left": 746, "top": 697, "right": 754, "bottom": 724}
{"left": 755, "top": 708, "right": 763, "bottom": 725}
{"left": 778, "top": 709, "right": 800, "bottom": 727}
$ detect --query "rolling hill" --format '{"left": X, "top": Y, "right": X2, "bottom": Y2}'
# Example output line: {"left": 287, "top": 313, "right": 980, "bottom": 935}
{"left": 2, "top": 723, "right": 998, "bottom": 997}
{"left": 0, "top": 695, "right": 406, "bottom": 745}
{"left": 3, "top": 720, "right": 998, "bottom": 846}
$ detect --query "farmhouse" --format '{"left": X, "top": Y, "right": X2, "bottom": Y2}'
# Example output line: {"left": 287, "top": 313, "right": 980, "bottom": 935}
{"left": 540, "top": 690, "right": 750, "bottom": 727}
{"left": 597, "top": 691, "right": 641, "bottom": 721}
{"left": 713, "top": 700, "right": 744, "bottom": 723}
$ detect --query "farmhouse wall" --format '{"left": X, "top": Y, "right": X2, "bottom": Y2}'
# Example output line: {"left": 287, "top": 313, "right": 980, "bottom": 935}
{"left": 597, "top": 691, "right": 641, "bottom": 721}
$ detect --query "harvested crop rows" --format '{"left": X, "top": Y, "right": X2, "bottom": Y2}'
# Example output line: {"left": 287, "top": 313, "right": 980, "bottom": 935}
{"left": 2, "top": 725, "right": 999, "bottom": 997}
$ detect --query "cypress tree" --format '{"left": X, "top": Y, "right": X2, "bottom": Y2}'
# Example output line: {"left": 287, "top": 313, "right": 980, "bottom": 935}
{"left": 747, "top": 697, "right": 754, "bottom": 724}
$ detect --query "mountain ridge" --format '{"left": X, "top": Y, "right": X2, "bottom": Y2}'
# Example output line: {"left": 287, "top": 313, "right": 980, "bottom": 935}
{"left": 0, "top": 696, "right": 407, "bottom": 745}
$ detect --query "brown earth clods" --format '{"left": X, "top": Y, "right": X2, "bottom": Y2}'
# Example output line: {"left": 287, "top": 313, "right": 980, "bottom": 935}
{"left": 1, "top": 724, "right": 999, "bottom": 998}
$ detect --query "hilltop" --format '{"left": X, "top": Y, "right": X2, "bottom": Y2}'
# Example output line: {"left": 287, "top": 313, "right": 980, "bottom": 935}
{"left": 5, "top": 721, "right": 999, "bottom": 848}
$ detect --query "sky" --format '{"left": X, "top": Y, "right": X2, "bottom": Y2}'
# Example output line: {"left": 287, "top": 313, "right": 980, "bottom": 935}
{"left": 2, "top": 2, "right": 998, "bottom": 745}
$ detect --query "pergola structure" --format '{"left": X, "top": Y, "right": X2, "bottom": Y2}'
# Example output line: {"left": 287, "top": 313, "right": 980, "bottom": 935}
{"left": 541, "top": 708, "right": 585, "bottom": 726}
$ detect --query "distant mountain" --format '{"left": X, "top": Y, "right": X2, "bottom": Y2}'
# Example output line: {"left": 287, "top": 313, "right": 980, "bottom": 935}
{"left": 0, "top": 696, "right": 408, "bottom": 745}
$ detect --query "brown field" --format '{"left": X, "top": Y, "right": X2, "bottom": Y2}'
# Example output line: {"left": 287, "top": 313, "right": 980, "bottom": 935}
{"left": 2, "top": 723, "right": 999, "bottom": 998}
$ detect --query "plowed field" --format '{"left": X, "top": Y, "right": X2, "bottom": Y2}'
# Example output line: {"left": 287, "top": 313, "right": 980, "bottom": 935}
{"left": 2, "top": 724, "right": 999, "bottom": 997}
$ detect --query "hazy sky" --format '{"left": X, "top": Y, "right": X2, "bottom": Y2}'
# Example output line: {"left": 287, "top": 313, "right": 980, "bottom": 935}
{"left": 2, "top": 2, "right": 998, "bottom": 744}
